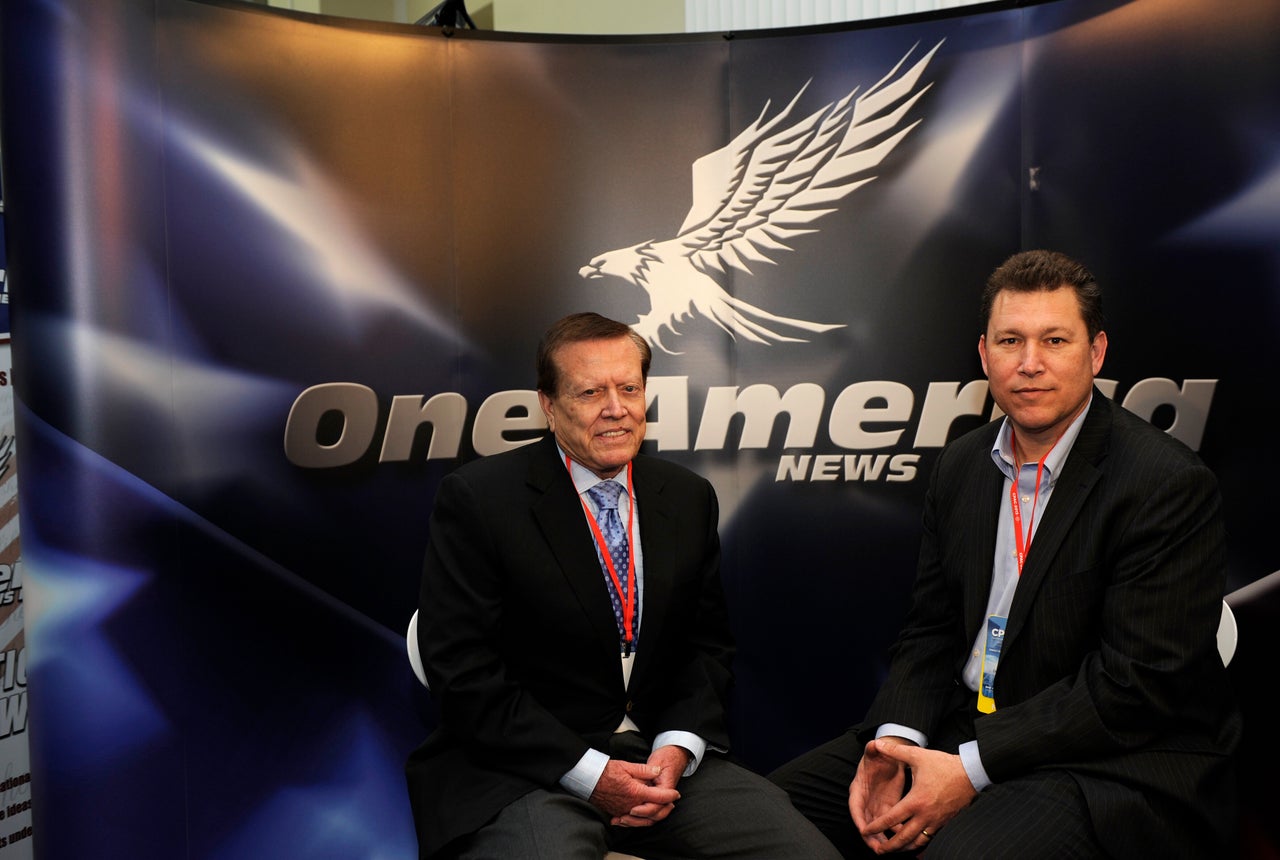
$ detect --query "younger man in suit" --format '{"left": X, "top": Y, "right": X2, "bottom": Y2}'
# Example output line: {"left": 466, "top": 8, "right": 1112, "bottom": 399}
{"left": 770, "top": 250, "right": 1240, "bottom": 858}
{"left": 406, "top": 312, "right": 839, "bottom": 859}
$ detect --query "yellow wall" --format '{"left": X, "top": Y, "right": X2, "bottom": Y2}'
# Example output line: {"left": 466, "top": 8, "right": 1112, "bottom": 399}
{"left": 264, "top": 0, "right": 685, "bottom": 33}
{"left": 491, "top": 0, "right": 685, "bottom": 35}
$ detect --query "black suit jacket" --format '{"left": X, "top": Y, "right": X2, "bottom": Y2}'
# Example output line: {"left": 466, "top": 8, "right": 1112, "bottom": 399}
{"left": 405, "top": 435, "right": 734, "bottom": 856}
{"left": 861, "top": 390, "right": 1241, "bottom": 856}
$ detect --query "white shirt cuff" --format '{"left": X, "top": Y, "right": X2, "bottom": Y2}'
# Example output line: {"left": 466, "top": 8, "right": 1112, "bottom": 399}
{"left": 558, "top": 730, "right": 711, "bottom": 800}
{"left": 876, "top": 723, "right": 929, "bottom": 748}
{"left": 559, "top": 747, "right": 610, "bottom": 800}
{"left": 958, "top": 740, "right": 991, "bottom": 791}
{"left": 653, "top": 731, "right": 707, "bottom": 776}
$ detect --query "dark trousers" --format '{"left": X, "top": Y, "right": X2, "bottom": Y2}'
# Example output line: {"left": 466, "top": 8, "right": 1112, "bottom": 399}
{"left": 768, "top": 727, "right": 1104, "bottom": 860}
{"left": 442, "top": 731, "right": 843, "bottom": 860}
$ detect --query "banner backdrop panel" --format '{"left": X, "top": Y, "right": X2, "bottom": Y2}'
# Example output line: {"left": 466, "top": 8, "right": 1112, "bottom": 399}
{"left": 2, "top": 0, "right": 1277, "bottom": 856}
{"left": 154, "top": 1, "right": 462, "bottom": 629}
{"left": 1019, "top": 0, "right": 1280, "bottom": 586}
{"left": 703, "top": 14, "right": 1028, "bottom": 761}
{"left": 4, "top": 2, "right": 447, "bottom": 856}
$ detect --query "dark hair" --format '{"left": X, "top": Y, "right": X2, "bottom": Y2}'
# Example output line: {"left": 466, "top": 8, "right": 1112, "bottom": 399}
{"left": 536, "top": 312, "right": 652, "bottom": 395}
{"left": 981, "top": 250, "right": 1104, "bottom": 340}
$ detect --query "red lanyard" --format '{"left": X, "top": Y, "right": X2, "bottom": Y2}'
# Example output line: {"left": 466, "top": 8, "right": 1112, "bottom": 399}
{"left": 1008, "top": 429, "right": 1052, "bottom": 576}
{"left": 567, "top": 456, "right": 636, "bottom": 651}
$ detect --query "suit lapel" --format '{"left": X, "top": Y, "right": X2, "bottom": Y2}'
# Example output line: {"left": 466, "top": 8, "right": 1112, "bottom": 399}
{"left": 965, "top": 451, "right": 1006, "bottom": 642}
{"left": 629, "top": 458, "right": 673, "bottom": 689}
{"left": 527, "top": 438, "right": 627, "bottom": 655}
{"left": 1005, "top": 392, "right": 1111, "bottom": 642}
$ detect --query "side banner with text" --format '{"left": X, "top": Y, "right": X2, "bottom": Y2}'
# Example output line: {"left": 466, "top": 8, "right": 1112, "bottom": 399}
{"left": 0, "top": 164, "right": 33, "bottom": 859}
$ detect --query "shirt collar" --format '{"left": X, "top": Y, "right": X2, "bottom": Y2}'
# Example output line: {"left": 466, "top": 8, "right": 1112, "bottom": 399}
{"left": 557, "top": 443, "right": 631, "bottom": 498}
{"left": 990, "top": 393, "right": 1092, "bottom": 485}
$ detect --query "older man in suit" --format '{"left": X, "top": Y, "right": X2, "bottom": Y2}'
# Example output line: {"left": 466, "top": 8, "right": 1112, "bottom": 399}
{"left": 406, "top": 312, "right": 839, "bottom": 859}
{"left": 770, "top": 250, "right": 1241, "bottom": 858}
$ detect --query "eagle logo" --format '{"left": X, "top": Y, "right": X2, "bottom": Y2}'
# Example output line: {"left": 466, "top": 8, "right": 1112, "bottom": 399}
{"left": 579, "top": 40, "right": 943, "bottom": 352}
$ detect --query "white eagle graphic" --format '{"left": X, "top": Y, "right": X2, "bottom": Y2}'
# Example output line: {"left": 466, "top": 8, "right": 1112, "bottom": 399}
{"left": 579, "top": 40, "right": 943, "bottom": 352}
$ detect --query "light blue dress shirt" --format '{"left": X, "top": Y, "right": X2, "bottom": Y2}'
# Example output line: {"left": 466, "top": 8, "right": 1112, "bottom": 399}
{"left": 880, "top": 398, "right": 1090, "bottom": 793}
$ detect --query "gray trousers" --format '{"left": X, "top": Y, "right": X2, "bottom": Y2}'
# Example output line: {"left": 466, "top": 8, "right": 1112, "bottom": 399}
{"left": 444, "top": 732, "right": 842, "bottom": 860}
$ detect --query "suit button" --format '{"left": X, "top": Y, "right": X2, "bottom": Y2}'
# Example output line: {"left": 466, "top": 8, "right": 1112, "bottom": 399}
{"left": 625, "top": 700, "right": 635, "bottom": 713}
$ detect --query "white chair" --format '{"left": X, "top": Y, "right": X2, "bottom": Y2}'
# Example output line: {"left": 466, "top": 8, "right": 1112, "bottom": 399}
{"left": 406, "top": 609, "right": 430, "bottom": 689}
{"left": 410, "top": 599, "right": 1242, "bottom": 682}
{"left": 405, "top": 611, "right": 644, "bottom": 860}
{"left": 1217, "top": 599, "right": 1237, "bottom": 666}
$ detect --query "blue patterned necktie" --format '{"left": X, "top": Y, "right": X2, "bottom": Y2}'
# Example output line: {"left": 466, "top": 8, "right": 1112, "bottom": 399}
{"left": 587, "top": 479, "right": 632, "bottom": 648}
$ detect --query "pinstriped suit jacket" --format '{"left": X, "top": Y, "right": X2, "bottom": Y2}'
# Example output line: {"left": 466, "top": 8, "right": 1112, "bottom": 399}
{"left": 861, "top": 389, "right": 1240, "bottom": 856}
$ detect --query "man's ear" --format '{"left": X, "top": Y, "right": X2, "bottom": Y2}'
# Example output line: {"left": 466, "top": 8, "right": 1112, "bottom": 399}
{"left": 537, "top": 390, "right": 555, "bottom": 431}
{"left": 1091, "top": 331, "right": 1108, "bottom": 375}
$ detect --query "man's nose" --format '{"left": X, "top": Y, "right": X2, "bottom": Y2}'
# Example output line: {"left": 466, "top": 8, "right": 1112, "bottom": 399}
{"left": 601, "top": 388, "right": 625, "bottom": 415}
{"left": 1019, "top": 344, "right": 1045, "bottom": 374}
